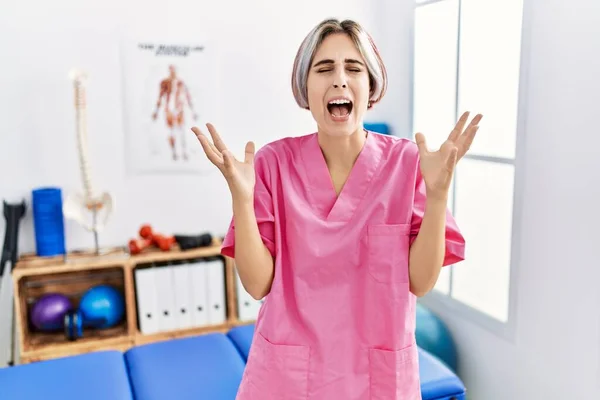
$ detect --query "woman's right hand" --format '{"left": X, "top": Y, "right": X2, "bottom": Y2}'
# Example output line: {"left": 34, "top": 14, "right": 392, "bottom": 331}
{"left": 191, "top": 123, "right": 256, "bottom": 204}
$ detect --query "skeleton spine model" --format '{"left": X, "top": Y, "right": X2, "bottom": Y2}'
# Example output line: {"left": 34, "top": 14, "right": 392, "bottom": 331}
{"left": 63, "top": 69, "right": 114, "bottom": 254}
{"left": 72, "top": 71, "right": 95, "bottom": 203}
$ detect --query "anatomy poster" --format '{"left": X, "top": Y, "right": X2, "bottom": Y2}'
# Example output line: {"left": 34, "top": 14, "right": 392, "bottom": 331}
{"left": 121, "top": 38, "right": 220, "bottom": 174}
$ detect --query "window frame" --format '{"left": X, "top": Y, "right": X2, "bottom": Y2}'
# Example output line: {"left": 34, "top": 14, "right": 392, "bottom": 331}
{"left": 408, "top": 0, "right": 533, "bottom": 341}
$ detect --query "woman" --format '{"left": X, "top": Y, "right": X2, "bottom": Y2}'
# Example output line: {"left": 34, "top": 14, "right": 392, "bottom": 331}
{"left": 192, "top": 18, "right": 481, "bottom": 400}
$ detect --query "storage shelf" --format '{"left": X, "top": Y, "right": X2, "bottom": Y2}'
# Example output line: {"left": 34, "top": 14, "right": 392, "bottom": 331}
{"left": 12, "top": 240, "right": 257, "bottom": 364}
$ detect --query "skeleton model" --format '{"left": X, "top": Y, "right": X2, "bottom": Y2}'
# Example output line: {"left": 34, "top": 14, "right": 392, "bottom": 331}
{"left": 63, "top": 69, "right": 114, "bottom": 254}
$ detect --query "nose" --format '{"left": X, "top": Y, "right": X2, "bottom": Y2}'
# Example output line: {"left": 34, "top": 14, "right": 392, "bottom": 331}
{"left": 332, "top": 68, "right": 348, "bottom": 89}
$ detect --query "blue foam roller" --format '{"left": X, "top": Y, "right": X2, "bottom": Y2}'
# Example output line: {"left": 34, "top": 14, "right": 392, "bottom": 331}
{"left": 32, "top": 187, "right": 66, "bottom": 257}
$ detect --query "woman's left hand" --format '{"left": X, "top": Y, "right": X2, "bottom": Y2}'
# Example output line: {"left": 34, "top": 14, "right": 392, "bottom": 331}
{"left": 415, "top": 111, "right": 483, "bottom": 201}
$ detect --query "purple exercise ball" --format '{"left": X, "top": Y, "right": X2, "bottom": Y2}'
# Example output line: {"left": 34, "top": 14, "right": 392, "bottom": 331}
{"left": 30, "top": 293, "right": 73, "bottom": 331}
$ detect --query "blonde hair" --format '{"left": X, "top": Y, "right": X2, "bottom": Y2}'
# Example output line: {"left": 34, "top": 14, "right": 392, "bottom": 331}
{"left": 291, "top": 18, "right": 388, "bottom": 110}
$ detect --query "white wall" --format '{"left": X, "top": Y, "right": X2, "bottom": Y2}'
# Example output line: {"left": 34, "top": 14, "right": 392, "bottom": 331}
{"left": 0, "top": 0, "right": 413, "bottom": 366}
{"left": 421, "top": 0, "right": 600, "bottom": 399}
{"left": 4, "top": 1, "right": 599, "bottom": 398}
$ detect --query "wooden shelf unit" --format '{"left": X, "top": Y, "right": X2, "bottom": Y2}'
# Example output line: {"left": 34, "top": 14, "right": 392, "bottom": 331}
{"left": 12, "top": 240, "right": 253, "bottom": 364}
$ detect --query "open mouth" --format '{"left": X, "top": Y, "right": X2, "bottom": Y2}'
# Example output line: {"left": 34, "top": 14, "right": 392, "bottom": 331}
{"left": 327, "top": 98, "right": 353, "bottom": 119}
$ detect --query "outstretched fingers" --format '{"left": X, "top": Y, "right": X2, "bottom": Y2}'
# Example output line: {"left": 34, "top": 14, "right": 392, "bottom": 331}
{"left": 414, "top": 132, "right": 428, "bottom": 158}
{"left": 449, "top": 111, "right": 471, "bottom": 142}
{"left": 206, "top": 123, "right": 228, "bottom": 152}
{"left": 462, "top": 113, "right": 483, "bottom": 138}
{"left": 461, "top": 125, "right": 480, "bottom": 153}
{"left": 191, "top": 126, "right": 223, "bottom": 166}
{"left": 244, "top": 141, "right": 255, "bottom": 165}
{"left": 457, "top": 113, "right": 483, "bottom": 155}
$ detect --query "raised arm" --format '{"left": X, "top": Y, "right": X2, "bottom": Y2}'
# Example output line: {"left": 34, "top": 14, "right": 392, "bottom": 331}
{"left": 192, "top": 123, "right": 274, "bottom": 299}
{"left": 229, "top": 198, "right": 275, "bottom": 299}
{"left": 409, "top": 112, "right": 482, "bottom": 296}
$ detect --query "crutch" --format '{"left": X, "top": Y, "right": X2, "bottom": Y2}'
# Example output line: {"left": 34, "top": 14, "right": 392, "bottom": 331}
{"left": 0, "top": 200, "right": 27, "bottom": 366}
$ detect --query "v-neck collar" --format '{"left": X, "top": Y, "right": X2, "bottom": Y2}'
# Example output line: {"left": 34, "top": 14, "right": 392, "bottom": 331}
{"left": 299, "top": 131, "right": 385, "bottom": 222}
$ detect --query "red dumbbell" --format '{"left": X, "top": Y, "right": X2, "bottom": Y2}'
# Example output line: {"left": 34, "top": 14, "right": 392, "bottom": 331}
{"left": 128, "top": 238, "right": 153, "bottom": 255}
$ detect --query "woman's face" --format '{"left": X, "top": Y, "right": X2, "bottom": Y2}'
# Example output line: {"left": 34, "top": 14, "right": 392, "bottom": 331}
{"left": 306, "top": 33, "right": 370, "bottom": 138}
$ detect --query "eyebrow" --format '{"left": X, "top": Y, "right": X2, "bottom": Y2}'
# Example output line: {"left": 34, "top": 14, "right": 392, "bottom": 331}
{"left": 312, "top": 58, "right": 365, "bottom": 68}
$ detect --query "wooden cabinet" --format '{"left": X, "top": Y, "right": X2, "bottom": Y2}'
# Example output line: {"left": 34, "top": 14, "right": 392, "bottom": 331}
{"left": 12, "top": 240, "right": 253, "bottom": 364}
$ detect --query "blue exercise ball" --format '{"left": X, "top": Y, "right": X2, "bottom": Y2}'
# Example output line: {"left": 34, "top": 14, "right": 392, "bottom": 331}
{"left": 415, "top": 303, "right": 458, "bottom": 372}
{"left": 79, "top": 285, "right": 125, "bottom": 329}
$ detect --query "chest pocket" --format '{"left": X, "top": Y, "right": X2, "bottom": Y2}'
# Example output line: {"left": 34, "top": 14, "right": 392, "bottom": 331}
{"left": 367, "top": 224, "right": 411, "bottom": 284}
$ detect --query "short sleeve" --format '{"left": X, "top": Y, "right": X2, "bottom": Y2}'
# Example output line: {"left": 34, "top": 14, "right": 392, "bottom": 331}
{"left": 220, "top": 148, "right": 276, "bottom": 259}
{"left": 409, "top": 167, "right": 465, "bottom": 266}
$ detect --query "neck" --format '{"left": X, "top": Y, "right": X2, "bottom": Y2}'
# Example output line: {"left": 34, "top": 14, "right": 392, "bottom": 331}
{"left": 317, "top": 127, "right": 367, "bottom": 171}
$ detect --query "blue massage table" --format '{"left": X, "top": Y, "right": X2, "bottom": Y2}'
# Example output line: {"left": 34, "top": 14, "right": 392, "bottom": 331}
{"left": 0, "top": 324, "right": 465, "bottom": 399}
{"left": 0, "top": 351, "right": 133, "bottom": 400}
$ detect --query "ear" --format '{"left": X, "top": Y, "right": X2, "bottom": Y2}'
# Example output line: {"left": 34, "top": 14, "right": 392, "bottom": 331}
{"left": 368, "top": 88, "right": 375, "bottom": 109}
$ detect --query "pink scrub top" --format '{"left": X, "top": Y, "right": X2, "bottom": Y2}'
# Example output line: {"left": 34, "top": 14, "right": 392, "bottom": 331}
{"left": 222, "top": 131, "right": 465, "bottom": 400}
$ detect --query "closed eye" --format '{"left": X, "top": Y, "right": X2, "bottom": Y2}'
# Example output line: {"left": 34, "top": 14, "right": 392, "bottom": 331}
{"left": 317, "top": 68, "right": 362, "bottom": 73}
{"left": 313, "top": 58, "right": 366, "bottom": 73}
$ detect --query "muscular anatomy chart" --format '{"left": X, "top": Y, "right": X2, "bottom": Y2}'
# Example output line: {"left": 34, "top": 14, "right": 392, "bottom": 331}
{"left": 152, "top": 65, "right": 198, "bottom": 161}
{"left": 122, "top": 39, "right": 218, "bottom": 174}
